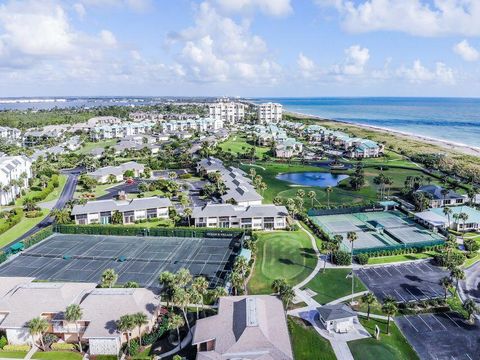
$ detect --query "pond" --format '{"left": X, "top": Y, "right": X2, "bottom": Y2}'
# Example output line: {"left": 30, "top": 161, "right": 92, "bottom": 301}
{"left": 276, "top": 172, "right": 349, "bottom": 187}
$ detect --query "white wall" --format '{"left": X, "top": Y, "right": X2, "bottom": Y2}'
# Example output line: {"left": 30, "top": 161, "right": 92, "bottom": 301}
{"left": 88, "top": 337, "right": 120, "bottom": 355}
{"left": 6, "top": 328, "right": 32, "bottom": 345}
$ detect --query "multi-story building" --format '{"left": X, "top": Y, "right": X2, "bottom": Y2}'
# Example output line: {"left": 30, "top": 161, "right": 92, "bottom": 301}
{"left": 257, "top": 102, "right": 282, "bottom": 124}
{"left": 0, "top": 156, "right": 33, "bottom": 205}
{"left": 86, "top": 161, "right": 145, "bottom": 184}
{"left": 159, "top": 118, "right": 223, "bottom": 133}
{"left": 0, "top": 126, "right": 21, "bottom": 142}
{"left": 208, "top": 100, "right": 245, "bottom": 125}
{"left": 191, "top": 204, "right": 289, "bottom": 230}
{"left": 415, "top": 185, "right": 466, "bottom": 208}
{"left": 71, "top": 196, "right": 172, "bottom": 225}
{"left": 129, "top": 111, "right": 163, "bottom": 122}
{"left": 90, "top": 122, "right": 154, "bottom": 141}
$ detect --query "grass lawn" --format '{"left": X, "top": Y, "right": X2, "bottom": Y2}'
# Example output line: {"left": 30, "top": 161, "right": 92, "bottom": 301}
{"left": 348, "top": 317, "right": 419, "bottom": 360}
{"left": 240, "top": 161, "right": 439, "bottom": 207}
{"left": 354, "top": 295, "right": 384, "bottom": 316}
{"left": 464, "top": 252, "right": 480, "bottom": 268}
{"left": 367, "top": 251, "right": 436, "bottom": 265}
{"left": 131, "top": 345, "right": 152, "bottom": 359}
{"left": 75, "top": 139, "right": 118, "bottom": 155}
{"left": 0, "top": 351, "right": 28, "bottom": 358}
{"left": 0, "top": 209, "right": 48, "bottom": 247}
{"left": 288, "top": 316, "right": 336, "bottom": 360}
{"left": 247, "top": 230, "right": 317, "bottom": 294}
{"left": 32, "top": 351, "right": 83, "bottom": 359}
{"left": 302, "top": 268, "right": 366, "bottom": 304}
{"left": 74, "top": 182, "right": 121, "bottom": 199}
{"left": 219, "top": 134, "right": 270, "bottom": 158}
{"left": 41, "top": 175, "right": 68, "bottom": 203}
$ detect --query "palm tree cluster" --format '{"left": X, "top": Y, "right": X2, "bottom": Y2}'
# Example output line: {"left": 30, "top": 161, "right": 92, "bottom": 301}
{"left": 271, "top": 279, "right": 295, "bottom": 310}
{"left": 373, "top": 172, "right": 394, "bottom": 200}
{"left": 349, "top": 162, "right": 366, "bottom": 191}
{"left": 381, "top": 296, "right": 398, "bottom": 334}
{"left": 116, "top": 312, "right": 149, "bottom": 354}
{"left": 230, "top": 256, "right": 250, "bottom": 295}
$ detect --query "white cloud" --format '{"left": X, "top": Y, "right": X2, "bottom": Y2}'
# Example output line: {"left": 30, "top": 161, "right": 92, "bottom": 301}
{"left": 80, "top": 0, "right": 152, "bottom": 12}
{"left": 332, "top": 45, "right": 370, "bottom": 76}
{"left": 319, "top": 0, "right": 480, "bottom": 37}
{"left": 297, "top": 53, "right": 315, "bottom": 73}
{"left": 397, "top": 60, "right": 455, "bottom": 84}
{"left": 453, "top": 40, "right": 479, "bottom": 62}
{"left": 169, "top": 1, "right": 282, "bottom": 84}
{"left": 214, "top": 0, "right": 292, "bottom": 17}
{"left": 100, "top": 30, "right": 117, "bottom": 46}
{"left": 73, "top": 3, "right": 86, "bottom": 18}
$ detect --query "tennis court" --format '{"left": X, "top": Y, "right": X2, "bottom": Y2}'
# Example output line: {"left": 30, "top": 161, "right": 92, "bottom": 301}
{"left": 357, "top": 261, "right": 449, "bottom": 303}
{"left": 309, "top": 210, "right": 444, "bottom": 252}
{"left": 0, "top": 233, "right": 240, "bottom": 288}
{"left": 396, "top": 312, "right": 480, "bottom": 360}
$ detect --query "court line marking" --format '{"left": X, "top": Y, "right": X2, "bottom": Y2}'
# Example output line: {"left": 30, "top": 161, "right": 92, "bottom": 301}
{"left": 444, "top": 313, "right": 462, "bottom": 328}
{"left": 417, "top": 314, "right": 433, "bottom": 331}
{"left": 427, "top": 285, "right": 441, "bottom": 297}
{"left": 466, "top": 353, "right": 473, "bottom": 360}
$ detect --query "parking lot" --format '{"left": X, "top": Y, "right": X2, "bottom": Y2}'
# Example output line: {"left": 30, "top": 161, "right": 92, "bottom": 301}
{"left": 0, "top": 233, "right": 239, "bottom": 288}
{"left": 396, "top": 312, "right": 479, "bottom": 360}
{"left": 357, "top": 261, "right": 449, "bottom": 303}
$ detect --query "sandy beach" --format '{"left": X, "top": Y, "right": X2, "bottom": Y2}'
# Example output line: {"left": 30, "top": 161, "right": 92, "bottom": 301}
{"left": 286, "top": 110, "right": 480, "bottom": 158}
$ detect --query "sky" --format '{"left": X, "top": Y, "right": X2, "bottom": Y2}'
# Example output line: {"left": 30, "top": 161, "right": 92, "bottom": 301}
{"left": 1, "top": 0, "right": 480, "bottom": 97}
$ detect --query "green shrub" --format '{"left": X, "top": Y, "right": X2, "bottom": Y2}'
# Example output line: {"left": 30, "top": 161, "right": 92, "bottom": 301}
{"left": 356, "top": 253, "right": 369, "bottom": 265}
{"left": 0, "top": 336, "right": 7, "bottom": 349}
{"left": 433, "top": 252, "right": 465, "bottom": 267}
{"left": 179, "top": 173, "right": 192, "bottom": 179}
{"left": 51, "top": 342, "right": 76, "bottom": 351}
{"left": 25, "top": 210, "right": 43, "bottom": 218}
{"left": 332, "top": 251, "right": 351, "bottom": 265}
{"left": 0, "top": 208, "right": 23, "bottom": 235}
{"left": 3, "top": 344, "right": 30, "bottom": 352}
{"left": 464, "top": 238, "right": 480, "bottom": 252}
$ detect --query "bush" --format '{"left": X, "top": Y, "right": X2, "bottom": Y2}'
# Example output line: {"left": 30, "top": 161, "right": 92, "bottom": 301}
{"left": 25, "top": 210, "right": 43, "bottom": 218}
{"left": 356, "top": 253, "right": 369, "bottom": 265}
{"left": 179, "top": 173, "right": 192, "bottom": 179}
{"left": 464, "top": 238, "right": 480, "bottom": 252}
{"left": 332, "top": 251, "right": 351, "bottom": 265}
{"left": 51, "top": 342, "right": 76, "bottom": 351}
{"left": 23, "top": 174, "right": 59, "bottom": 203}
{"left": 3, "top": 344, "right": 30, "bottom": 352}
{"left": 0, "top": 336, "right": 7, "bottom": 349}
{"left": 433, "top": 252, "right": 465, "bottom": 267}
{"left": 0, "top": 208, "right": 23, "bottom": 235}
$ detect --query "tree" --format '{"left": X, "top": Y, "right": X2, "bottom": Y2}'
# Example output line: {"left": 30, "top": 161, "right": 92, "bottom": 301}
{"left": 259, "top": 181, "right": 267, "bottom": 196}
{"left": 450, "top": 267, "right": 465, "bottom": 295}
{"left": 123, "top": 281, "right": 139, "bottom": 288}
{"left": 172, "top": 287, "right": 191, "bottom": 332}
{"left": 249, "top": 168, "right": 256, "bottom": 181}
{"left": 459, "top": 212, "right": 469, "bottom": 239}
{"left": 279, "top": 285, "right": 295, "bottom": 311}
{"left": 273, "top": 196, "right": 283, "bottom": 206}
{"left": 440, "top": 276, "right": 452, "bottom": 300}
{"left": 211, "top": 286, "right": 228, "bottom": 303}
{"left": 192, "top": 276, "right": 209, "bottom": 315}
{"left": 347, "top": 231, "right": 358, "bottom": 303}
{"left": 308, "top": 190, "right": 317, "bottom": 208}
{"left": 117, "top": 314, "right": 135, "bottom": 353}
{"left": 189, "top": 289, "right": 203, "bottom": 319}
{"left": 158, "top": 271, "right": 176, "bottom": 308}
{"left": 326, "top": 186, "right": 333, "bottom": 207}
{"left": 362, "top": 293, "right": 376, "bottom": 320}
{"left": 108, "top": 174, "right": 117, "bottom": 184}
{"left": 324, "top": 238, "right": 340, "bottom": 272}
{"left": 175, "top": 268, "right": 193, "bottom": 289}
{"left": 381, "top": 297, "right": 398, "bottom": 334}
{"left": 111, "top": 210, "right": 123, "bottom": 224}
{"left": 230, "top": 271, "right": 244, "bottom": 295}
{"left": 27, "top": 317, "right": 49, "bottom": 351}
{"left": 183, "top": 207, "right": 192, "bottom": 225}
{"left": 132, "top": 312, "right": 148, "bottom": 346}
{"left": 443, "top": 206, "right": 453, "bottom": 228}
{"left": 463, "top": 299, "right": 479, "bottom": 324}
{"left": 51, "top": 208, "right": 71, "bottom": 224}
{"left": 101, "top": 269, "right": 118, "bottom": 288}
{"left": 272, "top": 278, "right": 288, "bottom": 294}
{"left": 166, "top": 313, "right": 185, "bottom": 350}
{"left": 65, "top": 304, "right": 83, "bottom": 352}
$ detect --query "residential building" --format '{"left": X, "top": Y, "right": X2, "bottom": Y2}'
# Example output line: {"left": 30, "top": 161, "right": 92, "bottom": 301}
{"left": 0, "top": 127, "right": 21, "bottom": 142}
{"left": 416, "top": 185, "right": 466, "bottom": 208}
{"left": 275, "top": 138, "right": 303, "bottom": 158}
{"left": 208, "top": 100, "right": 245, "bottom": 125}
{"left": 317, "top": 304, "right": 358, "bottom": 333}
{"left": 129, "top": 111, "right": 164, "bottom": 122}
{"left": 414, "top": 206, "right": 480, "bottom": 232}
{"left": 23, "top": 125, "right": 69, "bottom": 146}
{"left": 87, "top": 161, "right": 145, "bottom": 183}
{"left": 346, "top": 139, "right": 384, "bottom": 158}
{"left": 159, "top": 117, "right": 223, "bottom": 133}
{"left": 113, "top": 140, "right": 160, "bottom": 155}
{"left": 257, "top": 102, "right": 283, "bottom": 124}
{"left": 71, "top": 196, "right": 172, "bottom": 225}
{"left": 191, "top": 204, "right": 289, "bottom": 230}
{"left": 91, "top": 122, "right": 154, "bottom": 141}
{"left": 0, "top": 156, "right": 33, "bottom": 206}
{"left": 192, "top": 295, "right": 293, "bottom": 360}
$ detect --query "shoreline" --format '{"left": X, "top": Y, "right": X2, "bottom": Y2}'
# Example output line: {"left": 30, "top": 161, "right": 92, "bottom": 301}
{"left": 285, "top": 110, "right": 480, "bottom": 158}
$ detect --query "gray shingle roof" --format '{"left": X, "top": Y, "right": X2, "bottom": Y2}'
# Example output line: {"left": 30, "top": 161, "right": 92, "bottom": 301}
{"left": 191, "top": 204, "right": 288, "bottom": 218}
{"left": 317, "top": 304, "right": 357, "bottom": 321}
{"left": 71, "top": 196, "right": 171, "bottom": 215}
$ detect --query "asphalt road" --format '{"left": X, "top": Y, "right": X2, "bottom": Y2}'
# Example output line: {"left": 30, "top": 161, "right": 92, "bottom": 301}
{"left": 461, "top": 261, "right": 480, "bottom": 306}
{"left": 5, "top": 168, "right": 80, "bottom": 247}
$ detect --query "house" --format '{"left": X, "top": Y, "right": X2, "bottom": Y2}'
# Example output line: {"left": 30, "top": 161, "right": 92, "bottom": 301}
{"left": 113, "top": 140, "right": 160, "bottom": 155}
{"left": 0, "top": 279, "right": 97, "bottom": 345}
{"left": 208, "top": 100, "right": 245, "bottom": 124}
{"left": 257, "top": 102, "right": 282, "bottom": 124}
{"left": 416, "top": 185, "right": 466, "bottom": 208}
{"left": 77, "top": 288, "right": 159, "bottom": 356}
{"left": 414, "top": 206, "right": 480, "bottom": 232}
{"left": 346, "top": 139, "right": 384, "bottom": 158}
{"left": 191, "top": 204, "right": 289, "bottom": 230}
{"left": 87, "top": 161, "right": 145, "bottom": 183}
{"left": 23, "top": 125, "right": 68, "bottom": 146}
{"left": 90, "top": 148, "right": 105, "bottom": 159}
{"left": 0, "top": 155, "right": 33, "bottom": 205}
{"left": 275, "top": 138, "right": 303, "bottom": 158}
{"left": 192, "top": 295, "right": 293, "bottom": 360}
{"left": 71, "top": 196, "right": 172, "bottom": 225}
{"left": 91, "top": 122, "right": 154, "bottom": 141}
{"left": 317, "top": 304, "right": 358, "bottom": 333}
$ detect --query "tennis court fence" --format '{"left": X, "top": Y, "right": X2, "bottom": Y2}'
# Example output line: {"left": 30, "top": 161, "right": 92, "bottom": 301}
{"left": 353, "top": 239, "right": 445, "bottom": 255}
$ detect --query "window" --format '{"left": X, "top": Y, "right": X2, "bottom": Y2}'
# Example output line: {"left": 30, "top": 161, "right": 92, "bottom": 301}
{"left": 124, "top": 211, "right": 135, "bottom": 224}
{"left": 147, "top": 208, "right": 157, "bottom": 219}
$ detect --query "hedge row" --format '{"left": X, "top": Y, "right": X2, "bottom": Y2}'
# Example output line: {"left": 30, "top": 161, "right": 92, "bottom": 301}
{"left": 51, "top": 343, "right": 76, "bottom": 351}
{"left": 2, "top": 344, "right": 30, "bottom": 352}
{"left": 23, "top": 174, "right": 59, "bottom": 204}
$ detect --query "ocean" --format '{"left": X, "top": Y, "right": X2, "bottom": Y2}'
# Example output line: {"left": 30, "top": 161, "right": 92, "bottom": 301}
{"left": 252, "top": 97, "right": 480, "bottom": 149}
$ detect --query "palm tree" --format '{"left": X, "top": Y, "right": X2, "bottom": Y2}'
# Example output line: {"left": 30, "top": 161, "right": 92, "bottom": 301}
{"left": 463, "top": 299, "right": 479, "bottom": 324}
{"left": 172, "top": 287, "right": 191, "bottom": 332}
{"left": 362, "top": 293, "right": 376, "bottom": 320}
{"left": 192, "top": 277, "right": 209, "bottom": 315}
{"left": 184, "top": 207, "right": 192, "bottom": 225}
{"left": 101, "top": 269, "right": 118, "bottom": 288}
{"left": 175, "top": 268, "right": 193, "bottom": 289}
{"left": 123, "top": 281, "right": 139, "bottom": 288}
{"left": 272, "top": 278, "right": 288, "bottom": 294}
{"left": 166, "top": 313, "right": 185, "bottom": 350}
{"left": 111, "top": 210, "right": 123, "bottom": 224}
{"left": 326, "top": 186, "right": 333, "bottom": 207}
{"left": 450, "top": 267, "right": 465, "bottom": 295}
{"left": 382, "top": 297, "right": 398, "bottom": 334}
{"left": 27, "top": 317, "right": 49, "bottom": 351}
{"left": 279, "top": 285, "right": 295, "bottom": 311}
{"left": 443, "top": 207, "right": 453, "bottom": 228}
{"left": 347, "top": 231, "right": 358, "bottom": 303}
{"left": 259, "top": 182, "right": 268, "bottom": 196}
{"left": 65, "top": 304, "right": 83, "bottom": 352}
{"left": 51, "top": 208, "right": 71, "bottom": 224}
{"left": 132, "top": 312, "right": 148, "bottom": 346}
{"left": 440, "top": 276, "right": 452, "bottom": 300}
{"left": 108, "top": 174, "right": 117, "bottom": 184}
{"left": 308, "top": 190, "right": 317, "bottom": 208}
{"left": 211, "top": 286, "right": 228, "bottom": 304}
{"left": 230, "top": 271, "right": 244, "bottom": 295}
{"left": 116, "top": 314, "right": 135, "bottom": 353}
{"left": 459, "top": 212, "right": 469, "bottom": 239}
{"left": 189, "top": 289, "right": 203, "bottom": 319}
{"left": 158, "top": 271, "right": 176, "bottom": 309}
{"left": 249, "top": 168, "right": 256, "bottom": 181}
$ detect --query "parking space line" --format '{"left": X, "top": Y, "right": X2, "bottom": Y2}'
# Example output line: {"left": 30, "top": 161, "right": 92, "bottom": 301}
{"left": 429, "top": 314, "right": 447, "bottom": 330}
{"left": 393, "top": 266, "right": 403, "bottom": 275}
{"left": 403, "top": 264, "right": 414, "bottom": 273}
{"left": 427, "top": 285, "right": 441, "bottom": 297}
{"left": 466, "top": 353, "right": 473, "bottom": 360}
{"left": 394, "top": 289, "right": 407, "bottom": 302}
{"left": 360, "top": 269, "right": 372, "bottom": 280}
{"left": 412, "top": 263, "right": 426, "bottom": 273}
{"left": 372, "top": 267, "right": 383, "bottom": 277}
{"left": 417, "top": 315, "right": 433, "bottom": 331}
{"left": 444, "top": 313, "right": 462, "bottom": 328}
{"left": 383, "top": 266, "right": 394, "bottom": 276}
{"left": 404, "top": 287, "right": 418, "bottom": 301}
{"left": 423, "top": 262, "right": 435, "bottom": 271}
{"left": 403, "top": 316, "right": 419, "bottom": 332}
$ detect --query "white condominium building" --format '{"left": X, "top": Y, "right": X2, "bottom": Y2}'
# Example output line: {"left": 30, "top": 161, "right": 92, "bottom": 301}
{"left": 0, "top": 127, "right": 21, "bottom": 142}
{"left": 0, "top": 156, "right": 33, "bottom": 205}
{"left": 90, "top": 122, "right": 154, "bottom": 141}
{"left": 208, "top": 101, "right": 245, "bottom": 124}
{"left": 257, "top": 102, "right": 282, "bottom": 124}
{"left": 160, "top": 118, "right": 223, "bottom": 133}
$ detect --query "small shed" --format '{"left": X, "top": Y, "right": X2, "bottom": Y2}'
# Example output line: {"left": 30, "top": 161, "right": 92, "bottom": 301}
{"left": 317, "top": 304, "right": 357, "bottom": 333}
{"left": 9, "top": 242, "right": 24, "bottom": 254}
{"left": 378, "top": 200, "right": 399, "bottom": 211}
